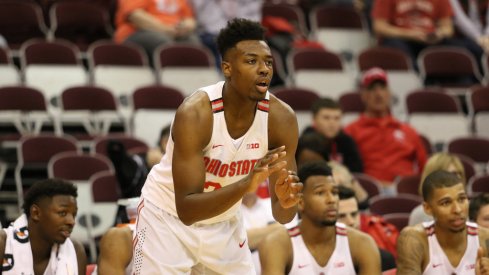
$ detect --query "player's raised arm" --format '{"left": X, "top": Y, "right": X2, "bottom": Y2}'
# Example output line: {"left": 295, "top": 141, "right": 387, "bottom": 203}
{"left": 268, "top": 95, "right": 302, "bottom": 223}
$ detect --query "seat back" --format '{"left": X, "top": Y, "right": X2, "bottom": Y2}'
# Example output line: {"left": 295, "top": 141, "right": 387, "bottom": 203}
{"left": 369, "top": 194, "right": 423, "bottom": 215}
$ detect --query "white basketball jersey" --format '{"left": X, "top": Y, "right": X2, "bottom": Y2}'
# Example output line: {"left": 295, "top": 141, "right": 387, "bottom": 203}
{"left": 141, "top": 81, "right": 269, "bottom": 224}
{"left": 422, "top": 221, "right": 479, "bottom": 275}
{"left": 288, "top": 223, "right": 356, "bottom": 275}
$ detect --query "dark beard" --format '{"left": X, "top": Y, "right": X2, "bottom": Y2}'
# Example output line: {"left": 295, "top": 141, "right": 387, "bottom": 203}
{"left": 319, "top": 220, "right": 337, "bottom": 227}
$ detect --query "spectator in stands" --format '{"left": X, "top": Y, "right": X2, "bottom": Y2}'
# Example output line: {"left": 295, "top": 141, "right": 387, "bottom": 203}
{"left": 300, "top": 97, "right": 363, "bottom": 173}
{"left": 0, "top": 179, "right": 86, "bottom": 275}
{"left": 469, "top": 193, "right": 489, "bottom": 229}
{"left": 145, "top": 124, "right": 171, "bottom": 168}
{"left": 114, "top": 0, "right": 199, "bottom": 60}
{"left": 241, "top": 191, "right": 298, "bottom": 274}
{"left": 449, "top": 0, "right": 489, "bottom": 71}
{"left": 408, "top": 152, "right": 466, "bottom": 225}
{"left": 345, "top": 67, "right": 427, "bottom": 187}
{"left": 372, "top": 0, "right": 455, "bottom": 70}
{"left": 190, "top": 0, "right": 263, "bottom": 66}
{"left": 338, "top": 185, "right": 397, "bottom": 271}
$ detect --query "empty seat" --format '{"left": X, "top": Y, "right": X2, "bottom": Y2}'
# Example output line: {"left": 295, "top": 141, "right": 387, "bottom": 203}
{"left": 309, "top": 5, "right": 370, "bottom": 57}
{"left": 59, "top": 86, "right": 126, "bottom": 143}
{"left": 154, "top": 44, "right": 221, "bottom": 96}
{"left": 448, "top": 137, "right": 489, "bottom": 172}
{"left": 369, "top": 194, "right": 423, "bottom": 215}
{"left": 273, "top": 87, "right": 320, "bottom": 132}
{"left": 15, "top": 134, "right": 79, "bottom": 208}
{"left": 0, "top": 86, "right": 55, "bottom": 147}
{"left": 49, "top": 1, "right": 112, "bottom": 51}
{"left": 132, "top": 85, "right": 184, "bottom": 146}
{"left": 287, "top": 48, "right": 355, "bottom": 99}
{"left": 407, "top": 89, "right": 469, "bottom": 146}
{"left": 21, "top": 39, "right": 88, "bottom": 102}
{"left": 0, "top": 1, "right": 47, "bottom": 50}
{"left": 418, "top": 46, "right": 482, "bottom": 88}
{"left": 395, "top": 174, "right": 421, "bottom": 196}
{"left": 89, "top": 41, "right": 156, "bottom": 100}
{"left": 468, "top": 174, "right": 489, "bottom": 196}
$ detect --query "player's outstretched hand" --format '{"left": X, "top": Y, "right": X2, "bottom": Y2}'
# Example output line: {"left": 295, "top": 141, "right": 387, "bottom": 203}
{"left": 246, "top": 146, "right": 287, "bottom": 193}
{"left": 275, "top": 168, "right": 302, "bottom": 208}
{"left": 476, "top": 246, "right": 489, "bottom": 275}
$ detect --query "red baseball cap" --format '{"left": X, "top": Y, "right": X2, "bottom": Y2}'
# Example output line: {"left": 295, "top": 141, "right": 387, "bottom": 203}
{"left": 361, "top": 67, "right": 388, "bottom": 88}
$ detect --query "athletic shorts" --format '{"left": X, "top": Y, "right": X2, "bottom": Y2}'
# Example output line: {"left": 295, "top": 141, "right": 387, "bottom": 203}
{"left": 131, "top": 198, "right": 256, "bottom": 275}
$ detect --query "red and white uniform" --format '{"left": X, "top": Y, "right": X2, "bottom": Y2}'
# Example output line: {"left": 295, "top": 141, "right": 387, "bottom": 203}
{"left": 288, "top": 223, "right": 356, "bottom": 275}
{"left": 133, "top": 81, "right": 269, "bottom": 274}
{"left": 422, "top": 221, "right": 479, "bottom": 275}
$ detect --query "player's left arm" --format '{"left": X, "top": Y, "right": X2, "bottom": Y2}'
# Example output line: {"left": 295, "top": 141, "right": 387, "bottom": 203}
{"left": 72, "top": 239, "right": 87, "bottom": 275}
{"left": 268, "top": 95, "right": 302, "bottom": 223}
{"left": 349, "top": 229, "right": 381, "bottom": 275}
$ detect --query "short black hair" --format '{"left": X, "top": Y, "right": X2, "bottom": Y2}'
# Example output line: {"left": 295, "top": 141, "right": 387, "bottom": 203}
{"left": 338, "top": 185, "right": 356, "bottom": 201}
{"left": 297, "top": 131, "right": 327, "bottom": 158}
{"left": 216, "top": 18, "right": 266, "bottom": 60}
{"left": 159, "top": 124, "right": 171, "bottom": 142}
{"left": 23, "top": 178, "right": 78, "bottom": 217}
{"left": 298, "top": 161, "right": 333, "bottom": 189}
{"left": 469, "top": 193, "right": 489, "bottom": 221}
{"left": 311, "top": 97, "right": 340, "bottom": 116}
{"left": 422, "top": 170, "right": 464, "bottom": 202}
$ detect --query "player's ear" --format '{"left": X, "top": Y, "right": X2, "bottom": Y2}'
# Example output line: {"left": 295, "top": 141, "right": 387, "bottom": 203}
{"left": 221, "top": 61, "right": 231, "bottom": 78}
{"left": 423, "top": 201, "right": 432, "bottom": 216}
{"left": 30, "top": 204, "right": 41, "bottom": 222}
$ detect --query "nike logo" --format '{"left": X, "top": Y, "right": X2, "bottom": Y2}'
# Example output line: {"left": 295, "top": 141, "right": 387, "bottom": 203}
{"left": 432, "top": 263, "right": 442, "bottom": 268}
{"left": 239, "top": 239, "right": 246, "bottom": 248}
{"left": 298, "top": 264, "right": 308, "bottom": 269}
{"left": 212, "top": 144, "right": 223, "bottom": 149}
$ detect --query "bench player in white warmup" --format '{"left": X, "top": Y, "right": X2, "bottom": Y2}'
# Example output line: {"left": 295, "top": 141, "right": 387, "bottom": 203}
{"left": 259, "top": 161, "right": 381, "bottom": 275}
{"left": 397, "top": 170, "right": 489, "bottom": 274}
{"left": 131, "top": 18, "right": 302, "bottom": 274}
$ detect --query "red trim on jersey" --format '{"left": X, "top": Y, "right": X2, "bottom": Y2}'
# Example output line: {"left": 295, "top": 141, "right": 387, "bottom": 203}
{"left": 336, "top": 226, "right": 347, "bottom": 236}
{"left": 468, "top": 225, "right": 478, "bottom": 236}
{"left": 425, "top": 224, "right": 435, "bottom": 236}
{"left": 257, "top": 99, "right": 269, "bottom": 112}
{"left": 288, "top": 226, "right": 301, "bottom": 237}
{"left": 211, "top": 98, "right": 224, "bottom": 113}
{"left": 132, "top": 199, "right": 144, "bottom": 249}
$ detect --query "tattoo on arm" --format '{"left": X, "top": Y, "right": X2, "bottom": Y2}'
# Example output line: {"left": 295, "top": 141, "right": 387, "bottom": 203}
{"left": 397, "top": 229, "right": 424, "bottom": 275}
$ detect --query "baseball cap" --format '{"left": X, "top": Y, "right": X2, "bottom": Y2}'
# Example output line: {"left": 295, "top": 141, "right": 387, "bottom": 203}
{"left": 361, "top": 67, "right": 388, "bottom": 88}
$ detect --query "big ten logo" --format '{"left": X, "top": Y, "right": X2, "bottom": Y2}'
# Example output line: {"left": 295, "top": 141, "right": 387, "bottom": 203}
{"left": 246, "top": 143, "right": 259, "bottom": 150}
{"left": 204, "top": 181, "right": 222, "bottom": 191}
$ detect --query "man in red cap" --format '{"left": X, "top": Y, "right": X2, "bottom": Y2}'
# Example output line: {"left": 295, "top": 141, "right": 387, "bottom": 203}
{"left": 344, "top": 67, "right": 427, "bottom": 187}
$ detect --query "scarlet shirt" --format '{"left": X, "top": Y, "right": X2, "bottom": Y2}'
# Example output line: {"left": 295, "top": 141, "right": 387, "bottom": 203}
{"left": 372, "top": 0, "right": 453, "bottom": 33}
{"left": 345, "top": 115, "right": 427, "bottom": 182}
{"left": 114, "top": 0, "right": 194, "bottom": 42}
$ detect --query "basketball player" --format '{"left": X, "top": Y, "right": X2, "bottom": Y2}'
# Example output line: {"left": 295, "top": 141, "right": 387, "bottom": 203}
{"left": 132, "top": 18, "right": 302, "bottom": 274}
{"left": 259, "top": 161, "right": 381, "bottom": 274}
{"left": 397, "top": 170, "right": 489, "bottom": 274}
{"left": 0, "top": 179, "right": 86, "bottom": 275}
